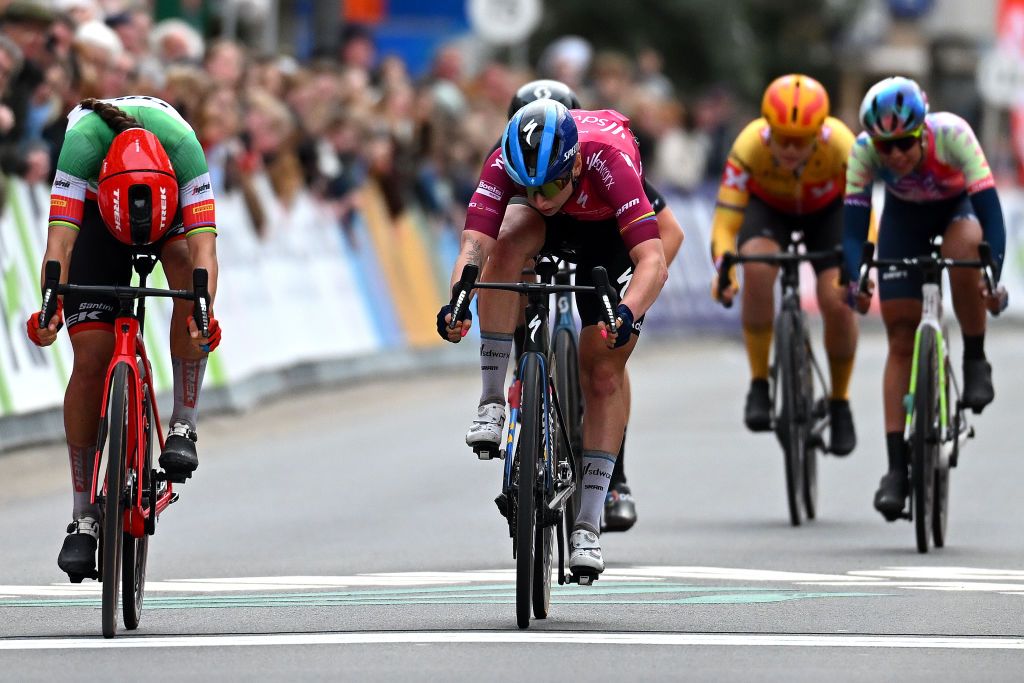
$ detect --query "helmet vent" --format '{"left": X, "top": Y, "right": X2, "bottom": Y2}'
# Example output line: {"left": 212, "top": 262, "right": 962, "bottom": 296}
{"left": 128, "top": 184, "right": 153, "bottom": 245}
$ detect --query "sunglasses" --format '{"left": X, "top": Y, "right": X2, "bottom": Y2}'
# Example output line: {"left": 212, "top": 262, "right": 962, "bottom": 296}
{"left": 772, "top": 134, "right": 815, "bottom": 150}
{"left": 524, "top": 173, "right": 573, "bottom": 200}
{"left": 873, "top": 131, "right": 921, "bottom": 154}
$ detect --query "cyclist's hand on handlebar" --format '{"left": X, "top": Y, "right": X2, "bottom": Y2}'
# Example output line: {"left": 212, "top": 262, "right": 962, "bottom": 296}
{"left": 188, "top": 314, "right": 222, "bottom": 353}
{"left": 437, "top": 304, "right": 472, "bottom": 343}
{"left": 846, "top": 280, "right": 873, "bottom": 315}
{"left": 26, "top": 300, "right": 63, "bottom": 347}
{"left": 980, "top": 280, "right": 1009, "bottom": 316}
{"left": 598, "top": 304, "right": 635, "bottom": 349}
{"left": 710, "top": 271, "right": 737, "bottom": 306}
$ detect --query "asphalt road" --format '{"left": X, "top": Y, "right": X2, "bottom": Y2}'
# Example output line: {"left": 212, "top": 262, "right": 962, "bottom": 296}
{"left": 1, "top": 325, "right": 1023, "bottom": 681}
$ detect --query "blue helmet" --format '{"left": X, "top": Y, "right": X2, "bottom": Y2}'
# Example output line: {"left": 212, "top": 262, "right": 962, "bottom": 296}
{"left": 501, "top": 100, "right": 579, "bottom": 187}
{"left": 859, "top": 76, "right": 928, "bottom": 140}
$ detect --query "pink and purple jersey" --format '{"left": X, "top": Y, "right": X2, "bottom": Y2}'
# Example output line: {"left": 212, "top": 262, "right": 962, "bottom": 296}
{"left": 845, "top": 112, "right": 995, "bottom": 208}
{"left": 465, "top": 109, "right": 658, "bottom": 250}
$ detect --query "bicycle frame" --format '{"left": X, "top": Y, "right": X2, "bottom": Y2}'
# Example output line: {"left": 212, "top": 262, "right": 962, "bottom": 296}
{"left": 906, "top": 275, "right": 950, "bottom": 442}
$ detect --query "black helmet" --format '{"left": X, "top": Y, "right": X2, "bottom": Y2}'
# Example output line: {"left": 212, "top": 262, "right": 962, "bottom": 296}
{"left": 507, "top": 79, "right": 582, "bottom": 120}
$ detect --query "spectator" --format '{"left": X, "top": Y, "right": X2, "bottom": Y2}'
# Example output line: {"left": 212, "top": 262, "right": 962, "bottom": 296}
{"left": 150, "top": 17, "right": 204, "bottom": 64}
{"left": 338, "top": 23, "right": 375, "bottom": 73}
{"left": 204, "top": 38, "right": 246, "bottom": 91}
{"left": 244, "top": 88, "right": 304, "bottom": 209}
{"left": 72, "top": 19, "right": 124, "bottom": 99}
{"left": 55, "top": 0, "right": 105, "bottom": 26}
{"left": 0, "top": 1, "right": 53, "bottom": 144}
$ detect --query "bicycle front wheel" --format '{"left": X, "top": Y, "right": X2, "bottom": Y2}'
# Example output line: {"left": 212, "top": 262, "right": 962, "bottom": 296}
{"left": 123, "top": 381, "right": 152, "bottom": 630}
{"left": 515, "top": 353, "right": 543, "bottom": 629}
{"left": 101, "top": 363, "right": 131, "bottom": 638}
{"left": 912, "top": 327, "right": 940, "bottom": 554}
{"left": 551, "top": 328, "right": 582, "bottom": 568}
{"left": 775, "top": 310, "right": 806, "bottom": 526}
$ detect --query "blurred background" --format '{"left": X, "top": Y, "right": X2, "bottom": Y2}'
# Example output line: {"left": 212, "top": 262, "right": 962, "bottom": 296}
{"left": 1, "top": 0, "right": 1023, "bottom": 449}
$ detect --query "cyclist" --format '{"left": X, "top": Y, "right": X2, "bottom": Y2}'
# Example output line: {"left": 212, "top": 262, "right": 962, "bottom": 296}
{"left": 437, "top": 99, "right": 669, "bottom": 577}
{"left": 841, "top": 77, "right": 1006, "bottom": 520}
{"left": 498, "top": 79, "right": 685, "bottom": 533}
{"left": 27, "top": 96, "right": 221, "bottom": 580}
{"left": 711, "top": 74, "right": 859, "bottom": 456}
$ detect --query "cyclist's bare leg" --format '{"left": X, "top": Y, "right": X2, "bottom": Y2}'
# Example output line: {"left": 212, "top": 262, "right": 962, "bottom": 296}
{"left": 880, "top": 299, "right": 921, "bottom": 433}
{"left": 476, "top": 205, "right": 545, "bottom": 405}
{"left": 739, "top": 237, "right": 781, "bottom": 380}
{"left": 65, "top": 329, "right": 115, "bottom": 517}
{"left": 160, "top": 238, "right": 209, "bottom": 435}
{"left": 816, "top": 266, "right": 857, "bottom": 399}
{"left": 942, "top": 218, "right": 986, "bottom": 337}
{"left": 574, "top": 327, "right": 637, "bottom": 533}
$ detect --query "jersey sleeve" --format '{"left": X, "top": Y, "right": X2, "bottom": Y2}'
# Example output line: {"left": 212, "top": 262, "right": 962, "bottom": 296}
{"left": 48, "top": 128, "right": 102, "bottom": 232}
{"left": 844, "top": 134, "right": 877, "bottom": 208}
{"left": 936, "top": 114, "right": 996, "bottom": 194}
{"left": 168, "top": 134, "right": 217, "bottom": 237}
{"left": 594, "top": 145, "right": 657, "bottom": 250}
{"left": 710, "top": 126, "right": 756, "bottom": 261}
{"left": 464, "top": 148, "right": 517, "bottom": 239}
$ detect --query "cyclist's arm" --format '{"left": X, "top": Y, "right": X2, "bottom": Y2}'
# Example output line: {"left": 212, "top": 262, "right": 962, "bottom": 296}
{"left": 448, "top": 229, "right": 496, "bottom": 293}
{"left": 842, "top": 136, "right": 877, "bottom": 281}
{"left": 623, "top": 237, "right": 668, "bottom": 318}
{"left": 451, "top": 149, "right": 516, "bottom": 291}
{"left": 643, "top": 179, "right": 683, "bottom": 265}
{"left": 186, "top": 231, "right": 218, "bottom": 301}
{"left": 39, "top": 225, "right": 77, "bottom": 290}
{"left": 43, "top": 166, "right": 91, "bottom": 288}
{"left": 709, "top": 157, "right": 751, "bottom": 262}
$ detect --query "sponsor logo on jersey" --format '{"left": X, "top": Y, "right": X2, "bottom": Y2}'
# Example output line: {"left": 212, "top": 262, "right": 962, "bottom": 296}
{"left": 182, "top": 174, "right": 213, "bottom": 205}
{"left": 475, "top": 180, "right": 503, "bottom": 201}
{"left": 809, "top": 180, "right": 835, "bottom": 199}
{"left": 723, "top": 162, "right": 749, "bottom": 192}
{"left": 191, "top": 182, "right": 212, "bottom": 196}
{"left": 491, "top": 154, "right": 505, "bottom": 170}
{"left": 586, "top": 150, "right": 614, "bottom": 190}
{"left": 576, "top": 191, "right": 589, "bottom": 208}
{"left": 50, "top": 198, "right": 68, "bottom": 208}
{"left": 54, "top": 178, "right": 71, "bottom": 189}
{"left": 616, "top": 197, "right": 640, "bottom": 217}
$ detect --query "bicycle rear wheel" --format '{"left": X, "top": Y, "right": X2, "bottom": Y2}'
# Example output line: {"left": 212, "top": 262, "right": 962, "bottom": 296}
{"left": 122, "top": 382, "right": 152, "bottom": 630}
{"left": 101, "top": 363, "right": 130, "bottom": 638}
{"left": 932, "top": 357, "right": 954, "bottom": 548}
{"left": 515, "top": 353, "right": 543, "bottom": 629}
{"left": 775, "top": 310, "right": 806, "bottom": 526}
{"left": 912, "top": 327, "right": 940, "bottom": 554}
{"left": 551, "top": 329, "right": 582, "bottom": 557}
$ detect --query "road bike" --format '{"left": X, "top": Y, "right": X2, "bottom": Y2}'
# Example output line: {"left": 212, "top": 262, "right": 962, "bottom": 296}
{"left": 718, "top": 237, "right": 844, "bottom": 526}
{"left": 449, "top": 258, "right": 617, "bottom": 629}
{"left": 856, "top": 240, "right": 1003, "bottom": 553}
{"left": 39, "top": 254, "right": 210, "bottom": 637}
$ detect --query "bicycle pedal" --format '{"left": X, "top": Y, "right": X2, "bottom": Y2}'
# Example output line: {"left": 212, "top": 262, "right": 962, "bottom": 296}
{"left": 474, "top": 446, "right": 499, "bottom": 461}
{"left": 159, "top": 469, "right": 191, "bottom": 484}
{"left": 494, "top": 492, "right": 509, "bottom": 519}
{"left": 569, "top": 570, "right": 600, "bottom": 586}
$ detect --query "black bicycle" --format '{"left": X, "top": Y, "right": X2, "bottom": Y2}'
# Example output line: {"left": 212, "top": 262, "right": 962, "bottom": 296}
{"left": 718, "top": 238, "right": 843, "bottom": 526}
{"left": 856, "top": 240, "right": 1003, "bottom": 552}
{"left": 449, "top": 258, "right": 617, "bottom": 629}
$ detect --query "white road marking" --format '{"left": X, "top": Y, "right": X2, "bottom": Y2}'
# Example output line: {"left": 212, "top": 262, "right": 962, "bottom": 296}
{"left": 1, "top": 632, "right": 1023, "bottom": 651}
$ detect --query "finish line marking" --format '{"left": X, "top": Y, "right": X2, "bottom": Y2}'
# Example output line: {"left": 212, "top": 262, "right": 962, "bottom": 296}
{"left": 1, "top": 632, "right": 1023, "bottom": 651}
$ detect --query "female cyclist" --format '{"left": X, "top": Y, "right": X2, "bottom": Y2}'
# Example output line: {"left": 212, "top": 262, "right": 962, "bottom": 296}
{"left": 27, "top": 96, "right": 221, "bottom": 580}
{"left": 841, "top": 77, "right": 1007, "bottom": 520}
{"left": 711, "top": 74, "right": 859, "bottom": 455}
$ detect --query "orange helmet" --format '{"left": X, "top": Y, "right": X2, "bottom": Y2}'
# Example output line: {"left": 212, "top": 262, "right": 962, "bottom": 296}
{"left": 761, "top": 74, "right": 830, "bottom": 137}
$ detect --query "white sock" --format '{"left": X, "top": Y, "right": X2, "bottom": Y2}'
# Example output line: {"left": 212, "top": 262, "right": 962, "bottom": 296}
{"left": 170, "top": 356, "right": 207, "bottom": 430}
{"left": 479, "top": 332, "right": 513, "bottom": 406}
{"left": 575, "top": 451, "right": 615, "bottom": 534}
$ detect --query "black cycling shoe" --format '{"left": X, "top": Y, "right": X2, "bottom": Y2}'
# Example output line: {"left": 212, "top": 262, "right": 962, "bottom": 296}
{"left": 873, "top": 469, "right": 909, "bottom": 522}
{"left": 602, "top": 483, "right": 637, "bottom": 532}
{"left": 744, "top": 379, "right": 772, "bottom": 432}
{"left": 57, "top": 518, "right": 99, "bottom": 581}
{"left": 961, "top": 359, "right": 994, "bottom": 414}
{"left": 159, "top": 421, "right": 198, "bottom": 479}
{"left": 828, "top": 399, "right": 856, "bottom": 456}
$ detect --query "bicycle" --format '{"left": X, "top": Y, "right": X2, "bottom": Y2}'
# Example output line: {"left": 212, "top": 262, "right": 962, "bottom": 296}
{"left": 449, "top": 258, "right": 617, "bottom": 629}
{"left": 718, "top": 236, "right": 844, "bottom": 526}
{"left": 855, "top": 240, "right": 1003, "bottom": 553}
{"left": 39, "top": 254, "right": 210, "bottom": 638}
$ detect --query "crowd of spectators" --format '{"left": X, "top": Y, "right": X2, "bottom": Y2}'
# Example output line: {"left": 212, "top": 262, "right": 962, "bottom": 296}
{"left": 0, "top": 0, "right": 741, "bottom": 239}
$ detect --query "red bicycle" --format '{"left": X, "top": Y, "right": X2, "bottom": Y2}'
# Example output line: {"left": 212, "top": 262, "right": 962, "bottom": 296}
{"left": 40, "top": 254, "right": 210, "bottom": 638}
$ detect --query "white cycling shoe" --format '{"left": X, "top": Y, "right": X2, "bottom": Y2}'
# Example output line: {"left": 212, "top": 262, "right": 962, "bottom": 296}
{"left": 568, "top": 528, "right": 605, "bottom": 577}
{"left": 465, "top": 401, "right": 505, "bottom": 458}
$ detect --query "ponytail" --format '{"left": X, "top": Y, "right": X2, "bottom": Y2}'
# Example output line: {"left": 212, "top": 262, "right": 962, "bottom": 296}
{"left": 78, "top": 98, "right": 142, "bottom": 134}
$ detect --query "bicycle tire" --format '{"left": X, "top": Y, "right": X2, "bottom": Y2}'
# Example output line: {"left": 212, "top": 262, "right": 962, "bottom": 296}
{"left": 551, "top": 329, "right": 583, "bottom": 548}
{"left": 801, "top": 341, "right": 819, "bottom": 521}
{"left": 533, "top": 504, "right": 553, "bottom": 619}
{"left": 912, "top": 327, "right": 939, "bottom": 554}
{"left": 122, "top": 382, "right": 152, "bottom": 630}
{"left": 515, "top": 353, "right": 543, "bottom": 629}
{"left": 932, "top": 357, "right": 953, "bottom": 548}
{"left": 775, "top": 310, "right": 805, "bottom": 526}
{"left": 101, "top": 363, "right": 130, "bottom": 638}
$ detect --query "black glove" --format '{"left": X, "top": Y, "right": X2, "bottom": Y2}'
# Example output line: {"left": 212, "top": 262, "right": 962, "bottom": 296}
{"left": 612, "top": 304, "right": 636, "bottom": 349}
{"left": 436, "top": 303, "right": 472, "bottom": 342}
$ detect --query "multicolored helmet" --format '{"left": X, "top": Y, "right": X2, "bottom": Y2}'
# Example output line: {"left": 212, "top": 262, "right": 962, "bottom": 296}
{"left": 98, "top": 128, "right": 179, "bottom": 245}
{"left": 501, "top": 99, "right": 579, "bottom": 187}
{"left": 507, "top": 79, "right": 581, "bottom": 120}
{"left": 859, "top": 76, "right": 928, "bottom": 140}
{"left": 761, "top": 74, "right": 830, "bottom": 137}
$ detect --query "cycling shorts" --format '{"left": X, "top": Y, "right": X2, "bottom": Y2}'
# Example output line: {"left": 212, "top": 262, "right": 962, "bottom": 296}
{"left": 65, "top": 200, "right": 185, "bottom": 334}
{"left": 736, "top": 196, "right": 843, "bottom": 275}
{"left": 876, "top": 191, "right": 976, "bottom": 301}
